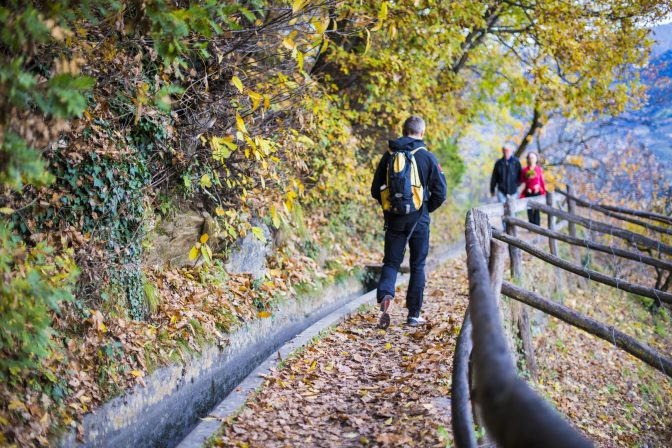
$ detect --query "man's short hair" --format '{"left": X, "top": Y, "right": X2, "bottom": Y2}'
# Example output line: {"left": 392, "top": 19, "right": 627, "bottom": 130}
{"left": 403, "top": 116, "right": 425, "bottom": 136}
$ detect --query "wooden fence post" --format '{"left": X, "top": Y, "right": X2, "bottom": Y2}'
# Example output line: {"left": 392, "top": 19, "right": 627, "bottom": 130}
{"left": 566, "top": 184, "right": 586, "bottom": 288}
{"left": 489, "top": 239, "right": 515, "bottom": 354}
{"left": 504, "top": 196, "right": 537, "bottom": 379}
{"left": 489, "top": 239, "right": 507, "bottom": 299}
{"left": 546, "top": 192, "right": 565, "bottom": 294}
{"left": 504, "top": 197, "right": 522, "bottom": 279}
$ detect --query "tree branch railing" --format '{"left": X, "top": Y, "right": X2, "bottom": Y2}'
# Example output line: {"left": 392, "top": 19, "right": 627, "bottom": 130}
{"left": 501, "top": 282, "right": 672, "bottom": 378}
{"left": 599, "top": 204, "right": 672, "bottom": 226}
{"left": 529, "top": 201, "right": 672, "bottom": 257}
{"left": 556, "top": 189, "right": 672, "bottom": 237}
{"left": 492, "top": 229, "right": 672, "bottom": 305}
{"left": 502, "top": 216, "right": 672, "bottom": 272}
{"left": 452, "top": 184, "right": 671, "bottom": 447}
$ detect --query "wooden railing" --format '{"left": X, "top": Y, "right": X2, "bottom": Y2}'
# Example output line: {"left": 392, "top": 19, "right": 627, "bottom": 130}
{"left": 451, "top": 186, "right": 672, "bottom": 448}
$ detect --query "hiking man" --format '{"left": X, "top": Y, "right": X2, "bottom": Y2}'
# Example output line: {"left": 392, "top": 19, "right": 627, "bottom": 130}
{"left": 371, "top": 116, "right": 447, "bottom": 328}
{"left": 490, "top": 142, "right": 522, "bottom": 204}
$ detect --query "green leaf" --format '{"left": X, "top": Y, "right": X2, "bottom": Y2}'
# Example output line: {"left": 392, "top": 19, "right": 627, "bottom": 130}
{"left": 210, "top": 136, "right": 237, "bottom": 162}
{"left": 251, "top": 226, "right": 266, "bottom": 243}
{"left": 200, "top": 244, "right": 212, "bottom": 263}
{"left": 270, "top": 205, "right": 281, "bottom": 229}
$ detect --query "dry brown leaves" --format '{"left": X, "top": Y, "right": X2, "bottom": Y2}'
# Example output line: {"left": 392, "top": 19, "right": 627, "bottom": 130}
{"left": 211, "top": 258, "right": 469, "bottom": 448}
{"left": 0, "top": 232, "right": 376, "bottom": 447}
{"left": 522, "top": 253, "right": 672, "bottom": 447}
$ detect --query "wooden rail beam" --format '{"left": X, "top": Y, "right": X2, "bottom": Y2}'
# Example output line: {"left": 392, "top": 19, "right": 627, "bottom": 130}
{"left": 474, "top": 194, "right": 549, "bottom": 218}
{"left": 529, "top": 201, "right": 672, "bottom": 257}
{"left": 502, "top": 216, "right": 672, "bottom": 272}
{"left": 599, "top": 204, "right": 672, "bottom": 226}
{"left": 505, "top": 197, "right": 522, "bottom": 278}
{"left": 464, "top": 210, "right": 591, "bottom": 448}
{"left": 502, "top": 282, "right": 672, "bottom": 378}
{"left": 556, "top": 190, "right": 672, "bottom": 236}
{"left": 492, "top": 229, "right": 672, "bottom": 305}
{"left": 554, "top": 190, "right": 672, "bottom": 226}
{"left": 452, "top": 237, "right": 509, "bottom": 448}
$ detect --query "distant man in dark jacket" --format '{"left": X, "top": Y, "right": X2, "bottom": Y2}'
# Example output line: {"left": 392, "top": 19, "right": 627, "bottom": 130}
{"left": 490, "top": 143, "right": 522, "bottom": 203}
{"left": 371, "top": 116, "right": 447, "bottom": 328}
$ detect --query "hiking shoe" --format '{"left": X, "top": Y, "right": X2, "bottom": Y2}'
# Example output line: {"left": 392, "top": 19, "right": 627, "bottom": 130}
{"left": 378, "top": 295, "right": 393, "bottom": 329}
{"left": 406, "top": 316, "right": 427, "bottom": 327}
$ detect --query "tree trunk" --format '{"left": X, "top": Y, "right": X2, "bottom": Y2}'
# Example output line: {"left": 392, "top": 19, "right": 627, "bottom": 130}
{"left": 515, "top": 107, "right": 542, "bottom": 158}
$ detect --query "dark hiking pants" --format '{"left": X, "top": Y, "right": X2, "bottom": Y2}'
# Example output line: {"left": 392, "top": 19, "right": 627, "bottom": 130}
{"left": 376, "top": 218, "right": 430, "bottom": 318}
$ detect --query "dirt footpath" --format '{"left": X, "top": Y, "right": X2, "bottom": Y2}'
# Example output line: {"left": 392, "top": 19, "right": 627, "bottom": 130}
{"left": 208, "top": 258, "right": 469, "bottom": 447}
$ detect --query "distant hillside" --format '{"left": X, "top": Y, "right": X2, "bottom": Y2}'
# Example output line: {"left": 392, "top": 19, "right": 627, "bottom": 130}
{"left": 610, "top": 24, "right": 672, "bottom": 164}
{"left": 584, "top": 23, "right": 672, "bottom": 194}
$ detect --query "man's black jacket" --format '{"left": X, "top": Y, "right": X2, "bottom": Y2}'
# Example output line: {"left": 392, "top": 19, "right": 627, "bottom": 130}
{"left": 371, "top": 137, "right": 447, "bottom": 227}
{"left": 490, "top": 156, "right": 522, "bottom": 195}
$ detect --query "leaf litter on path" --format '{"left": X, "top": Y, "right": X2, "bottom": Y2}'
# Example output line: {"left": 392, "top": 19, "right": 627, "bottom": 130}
{"left": 209, "top": 258, "right": 469, "bottom": 447}
{"left": 209, "top": 254, "right": 672, "bottom": 447}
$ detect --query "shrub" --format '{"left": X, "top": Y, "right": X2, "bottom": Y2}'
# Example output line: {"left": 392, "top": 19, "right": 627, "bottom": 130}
{"left": 0, "top": 222, "right": 78, "bottom": 380}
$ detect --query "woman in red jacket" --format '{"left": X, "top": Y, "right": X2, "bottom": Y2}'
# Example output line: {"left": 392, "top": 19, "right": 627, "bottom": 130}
{"left": 519, "top": 152, "right": 546, "bottom": 225}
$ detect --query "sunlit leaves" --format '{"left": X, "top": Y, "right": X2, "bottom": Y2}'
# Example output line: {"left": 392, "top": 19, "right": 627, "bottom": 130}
{"left": 211, "top": 135, "right": 237, "bottom": 162}
{"left": 231, "top": 75, "right": 244, "bottom": 93}
{"left": 282, "top": 30, "right": 299, "bottom": 50}
{"left": 188, "top": 234, "right": 212, "bottom": 264}
{"left": 235, "top": 112, "right": 248, "bottom": 134}
{"left": 312, "top": 16, "right": 330, "bottom": 35}
{"left": 248, "top": 91, "right": 263, "bottom": 111}
{"left": 292, "top": 0, "right": 309, "bottom": 14}
{"left": 270, "top": 205, "right": 282, "bottom": 229}
{"left": 200, "top": 243, "right": 212, "bottom": 262}
{"left": 200, "top": 174, "right": 212, "bottom": 188}
{"left": 371, "top": 2, "right": 388, "bottom": 31}
{"left": 251, "top": 226, "right": 266, "bottom": 243}
{"left": 296, "top": 50, "right": 304, "bottom": 72}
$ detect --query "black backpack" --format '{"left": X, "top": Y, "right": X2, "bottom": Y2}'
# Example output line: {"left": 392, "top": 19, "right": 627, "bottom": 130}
{"left": 380, "top": 147, "right": 425, "bottom": 215}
